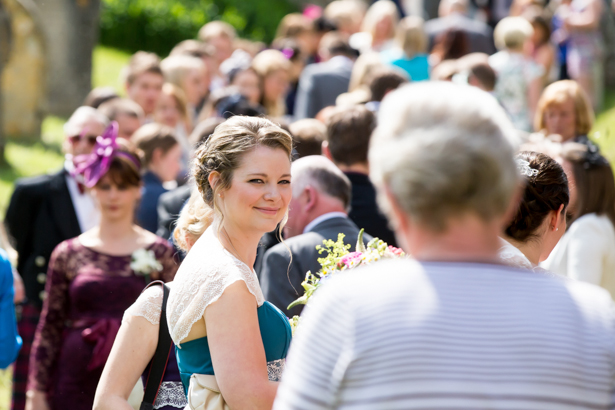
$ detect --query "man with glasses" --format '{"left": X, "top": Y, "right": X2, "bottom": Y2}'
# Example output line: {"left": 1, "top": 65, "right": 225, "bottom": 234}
{"left": 4, "top": 106, "right": 108, "bottom": 410}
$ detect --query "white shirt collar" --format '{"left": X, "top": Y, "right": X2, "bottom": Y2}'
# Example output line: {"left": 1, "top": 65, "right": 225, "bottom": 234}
{"left": 303, "top": 212, "right": 348, "bottom": 234}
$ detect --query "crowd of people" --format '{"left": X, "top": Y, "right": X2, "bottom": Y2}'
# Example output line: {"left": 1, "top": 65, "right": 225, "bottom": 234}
{"left": 1, "top": 0, "right": 615, "bottom": 409}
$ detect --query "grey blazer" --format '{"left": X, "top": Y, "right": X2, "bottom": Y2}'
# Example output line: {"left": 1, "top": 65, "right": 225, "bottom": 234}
{"left": 260, "top": 216, "right": 372, "bottom": 317}
{"left": 425, "top": 14, "right": 496, "bottom": 55}
{"left": 294, "top": 57, "right": 353, "bottom": 120}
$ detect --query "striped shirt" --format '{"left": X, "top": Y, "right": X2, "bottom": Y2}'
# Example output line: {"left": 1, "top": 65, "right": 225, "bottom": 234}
{"left": 273, "top": 259, "right": 615, "bottom": 410}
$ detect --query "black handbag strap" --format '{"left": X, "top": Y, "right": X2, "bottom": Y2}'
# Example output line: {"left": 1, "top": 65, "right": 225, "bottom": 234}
{"left": 140, "top": 280, "right": 173, "bottom": 410}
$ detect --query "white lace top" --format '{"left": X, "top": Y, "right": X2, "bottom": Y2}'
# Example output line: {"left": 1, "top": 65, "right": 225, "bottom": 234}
{"left": 166, "top": 224, "right": 265, "bottom": 346}
{"left": 498, "top": 238, "right": 546, "bottom": 272}
{"left": 123, "top": 284, "right": 167, "bottom": 325}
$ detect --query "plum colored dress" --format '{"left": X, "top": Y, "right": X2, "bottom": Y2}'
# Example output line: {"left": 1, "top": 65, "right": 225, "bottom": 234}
{"left": 28, "top": 237, "right": 178, "bottom": 410}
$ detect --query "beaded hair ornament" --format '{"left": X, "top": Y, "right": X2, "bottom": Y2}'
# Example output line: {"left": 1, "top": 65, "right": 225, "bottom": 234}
{"left": 516, "top": 159, "right": 539, "bottom": 177}
{"left": 71, "top": 121, "right": 140, "bottom": 187}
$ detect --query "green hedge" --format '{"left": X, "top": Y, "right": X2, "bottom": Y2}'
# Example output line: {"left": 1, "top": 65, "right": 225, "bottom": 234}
{"left": 99, "top": 0, "right": 298, "bottom": 57}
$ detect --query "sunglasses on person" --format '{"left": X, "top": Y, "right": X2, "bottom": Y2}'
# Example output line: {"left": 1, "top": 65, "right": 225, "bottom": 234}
{"left": 69, "top": 134, "right": 98, "bottom": 145}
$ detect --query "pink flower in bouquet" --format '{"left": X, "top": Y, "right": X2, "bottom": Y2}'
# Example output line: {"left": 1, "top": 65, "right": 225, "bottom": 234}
{"left": 340, "top": 252, "right": 363, "bottom": 269}
{"left": 387, "top": 246, "right": 404, "bottom": 256}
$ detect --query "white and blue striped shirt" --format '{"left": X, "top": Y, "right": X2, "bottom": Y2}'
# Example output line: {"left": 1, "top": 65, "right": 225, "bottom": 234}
{"left": 274, "top": 259, "right": 615, "bottom": 410}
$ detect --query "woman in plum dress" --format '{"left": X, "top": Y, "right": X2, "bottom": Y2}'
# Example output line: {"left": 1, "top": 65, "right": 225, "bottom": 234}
{"left": 25, "top": 124, "right": 178, "bottom": 410}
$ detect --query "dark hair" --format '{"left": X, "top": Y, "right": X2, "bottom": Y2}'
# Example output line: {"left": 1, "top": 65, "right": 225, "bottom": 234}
{"left": 432, "top": 28, "right": 469, "bottom": 61}
{"left": 326, "top": 105, "right": 375, "bottom": 166}
{"left": 123, "top": 51, "right": 163, "bottom": 85}
{"left": 98, "top": 98, "right": 144, "bottom": 121}
{"left": 131, "top": 123, "right": 179, "bottom": 168}
{"left": 215, "top": 93, "right": 266, "bottom": 119}
{"left": 469, "top": 63, "right": 496, "bottom": 91}
{"left": 84, "top": 87, "right": 120, "bottom": 109}
{"left": 506, "top": 151, "right": 569, "bottom": 242}
{"left": 368, "top": 68, "right": 409, "bottom": 102}
{"left": 527, "top": 13, "right": 551, "bottom": 46}
{"left": 104, "top": 139, "right": 143, "bottom": 188}
{"left": 289, "top": 119, "right": 327, "bottom": 158}
{"left": 565, "top": 149, "right": 615, "bottom": 227}
{"left": 190, "top": 117, "right": 225, "bottom": 148}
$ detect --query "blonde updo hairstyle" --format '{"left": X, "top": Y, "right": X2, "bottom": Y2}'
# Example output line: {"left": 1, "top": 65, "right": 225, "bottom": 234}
{"left": 192, "top": 116, "right": 293, "bottom": 229}
{"left": 174, "top": 190, "right": 214, "bottom": 252}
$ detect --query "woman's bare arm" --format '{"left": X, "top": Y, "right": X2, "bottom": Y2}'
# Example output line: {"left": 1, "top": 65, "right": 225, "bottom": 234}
{"left": 206, "top": 281, "right": 278, "bottom": 409}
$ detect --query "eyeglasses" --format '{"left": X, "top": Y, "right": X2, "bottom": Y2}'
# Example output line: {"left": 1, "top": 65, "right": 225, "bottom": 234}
{"left": 69, "top": 134, "right": 98, "bottom": 145}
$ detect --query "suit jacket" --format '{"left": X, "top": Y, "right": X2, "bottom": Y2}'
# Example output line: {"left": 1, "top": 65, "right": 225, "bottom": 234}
{"left": 260, "top": 216, "right": 371, "bottom": 317}
{"left": 5, "top": 170, "right": 81, "bottom": 308}
{"left": 345, "top": 172, "right": 397, "bottom": 247}
{"left": 425, "top": 14, "right": 496, "bottom": 55}
{"left": 294, "top": 56, "right": 353, "bottom": 119}
{"left": 156, "top": 184, "right": 192, "bottom": 240}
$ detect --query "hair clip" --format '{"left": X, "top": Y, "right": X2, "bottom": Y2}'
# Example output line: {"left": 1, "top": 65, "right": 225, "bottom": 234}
{"left": 281, "top": 48, "right": 295, "bottom": 60}
{"left": 516, "top": 159, "right": 539, "bottom": 177}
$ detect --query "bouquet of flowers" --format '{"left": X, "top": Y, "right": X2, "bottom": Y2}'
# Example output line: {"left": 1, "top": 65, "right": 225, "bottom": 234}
{"left": 288, "top": 229, "right": 405, "bottom": 334}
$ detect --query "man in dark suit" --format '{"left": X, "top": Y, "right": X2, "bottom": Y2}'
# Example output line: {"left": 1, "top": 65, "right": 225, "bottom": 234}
{"left": 323, "top": 104, "right": 397, "bottom": 247}
{"left": 260, "top": 156, "right": 370, "bottom": 317}
{"left": 5, "top": 106, "right": 107, "bottom": 410}
{"left": 425, "top": 0, "right": 496, "bottom": 55}
{"left": 156, "top": 184, "right": 192, "bottom": 240}
{"left": 294, "top": 32, "right": 356, "bottom": 120}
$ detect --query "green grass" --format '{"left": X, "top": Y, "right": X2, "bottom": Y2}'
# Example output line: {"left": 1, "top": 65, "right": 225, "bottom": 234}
{"left": 592, "top": 91, "right": 615, "bottom": 165}
{"left": 92, "top": 45, "right": 131, "bottom": 95}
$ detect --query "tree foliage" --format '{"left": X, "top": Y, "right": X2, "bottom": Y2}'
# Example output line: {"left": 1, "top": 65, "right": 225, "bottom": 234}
{"left": 99, "top": 0, "right": 298, "bottom": 56}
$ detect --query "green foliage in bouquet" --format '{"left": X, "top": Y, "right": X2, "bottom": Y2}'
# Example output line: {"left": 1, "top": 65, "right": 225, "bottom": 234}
{"left": 287, "top": 229, "right": 405, "bottom": 334}
{"left": 100, "top": 0, "right": 298, "bottom": 56}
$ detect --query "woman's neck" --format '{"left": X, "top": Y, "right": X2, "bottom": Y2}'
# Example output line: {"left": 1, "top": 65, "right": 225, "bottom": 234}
{"left": 503, "top": 235, "right": 541, "bottom": 266}
{"left": 97, "top": 216, "right": 137, "bottom": 243}
{"left": 218, "top": 221, "right": 260, "bottom": 268}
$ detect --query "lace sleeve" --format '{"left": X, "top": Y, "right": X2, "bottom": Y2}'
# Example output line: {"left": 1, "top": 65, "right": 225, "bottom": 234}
{"left": 166, "top": 226, "right": 265, "bottom": 346}
{"left": 123, "top": 285, "right": 164, "bottom": 325}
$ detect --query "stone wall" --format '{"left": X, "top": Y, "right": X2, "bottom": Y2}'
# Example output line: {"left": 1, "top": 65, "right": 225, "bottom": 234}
{"left": 2, "top": 0, "right": 45, "bottom": 140}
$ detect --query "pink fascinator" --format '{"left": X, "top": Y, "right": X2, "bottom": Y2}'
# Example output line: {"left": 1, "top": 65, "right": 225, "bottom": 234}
{"left": 71, "top": 121, "right": 140, "bottom": 188}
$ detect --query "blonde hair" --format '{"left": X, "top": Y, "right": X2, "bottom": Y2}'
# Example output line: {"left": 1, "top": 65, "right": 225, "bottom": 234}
{"left": 370, "top": 82, "right": 519, "bottom": 232}
{"left": 198, "top": 21, "right": 236, "bottom": 42}
{"left": 275, "top": 13, "right": 312, "bottom": 40}
{"left": 174, "top": 190, "right": 214, "bottom": 252}
{"left": 324, "top": 0, "right": 366, "bottom": 32}
{"left": 494, "top": 16, "right": 534, "bottom": 51}
{"left": 534, "top": 80, "right": 594, "bottom": 136}
{"left": 251, "top": 50, "right": 291, "bottom": 117}
{"left": 361, "top": 0, "right": 399, "bottom": 40}
{"left": 396, "top": 16, "right": 427, "bottom": 57}
{"left": 192, "top": 116, "right": 293, "bottom": 226}
{"left": 160, "top": 55, "right": 206, "bottom": 94}
{"left": 160, "top": 83, "right": 192, "bottom": 132}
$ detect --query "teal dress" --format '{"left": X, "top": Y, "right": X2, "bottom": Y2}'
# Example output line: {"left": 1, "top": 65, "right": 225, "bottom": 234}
{"left": 166, "top": 225, "right": 293, "bottom": 394}
{"left": 176, "top": 301, "right": 291, "bottom": 393}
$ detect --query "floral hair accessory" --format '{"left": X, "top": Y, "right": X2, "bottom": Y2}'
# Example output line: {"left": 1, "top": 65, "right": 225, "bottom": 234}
{"left": 71, "top": 121, "right": 140, "bottom": 188}
{"left": 281, "top": 48, "right": 295, "bottom": 60}
{"left": 516, "top": 159, "right": 539, "bottom": 177}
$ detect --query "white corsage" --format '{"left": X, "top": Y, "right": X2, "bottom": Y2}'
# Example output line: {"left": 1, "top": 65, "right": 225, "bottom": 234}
{"left": 131, "top": 248, "right": 163, "bottom": 283}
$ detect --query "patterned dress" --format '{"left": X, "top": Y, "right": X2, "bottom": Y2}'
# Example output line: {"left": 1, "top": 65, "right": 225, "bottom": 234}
{"left": 28, "top": 237, "right": 178, "bottom": 410}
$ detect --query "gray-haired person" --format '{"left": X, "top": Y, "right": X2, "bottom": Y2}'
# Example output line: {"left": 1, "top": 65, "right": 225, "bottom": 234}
{"left": 260, "top": 156, "right": 371, "bottom": 317}
{"left": 273, "top": 82, "right": 615, "bottom": 410}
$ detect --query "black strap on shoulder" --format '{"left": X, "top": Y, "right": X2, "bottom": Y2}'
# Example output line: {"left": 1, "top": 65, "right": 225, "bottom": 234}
{"left": 140, "top": 280, "right": 173, "bottom": 410}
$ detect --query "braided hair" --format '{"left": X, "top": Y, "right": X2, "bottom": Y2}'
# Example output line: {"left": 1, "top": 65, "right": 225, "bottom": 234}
{"left": 506, "top": 151, "right": 569, "bottom": 242}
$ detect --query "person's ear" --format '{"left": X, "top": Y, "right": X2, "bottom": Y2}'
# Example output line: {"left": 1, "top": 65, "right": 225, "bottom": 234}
{"left": 208, "top": 171, "right": 221, "bottom": 193}
{"left": 550, "top": 203, "right": 565, "bottom": 231}
{"left": 151, "top": 148, "right": 164, "bottom": 166}
{"left": 322, "top": 141, "right": 333, "bottom": 161}
{"left": 383, "top": 185, "right": 410, "bottom": 252}
{"left": 304, "top": 185, "right": 318, "bottom": 211}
